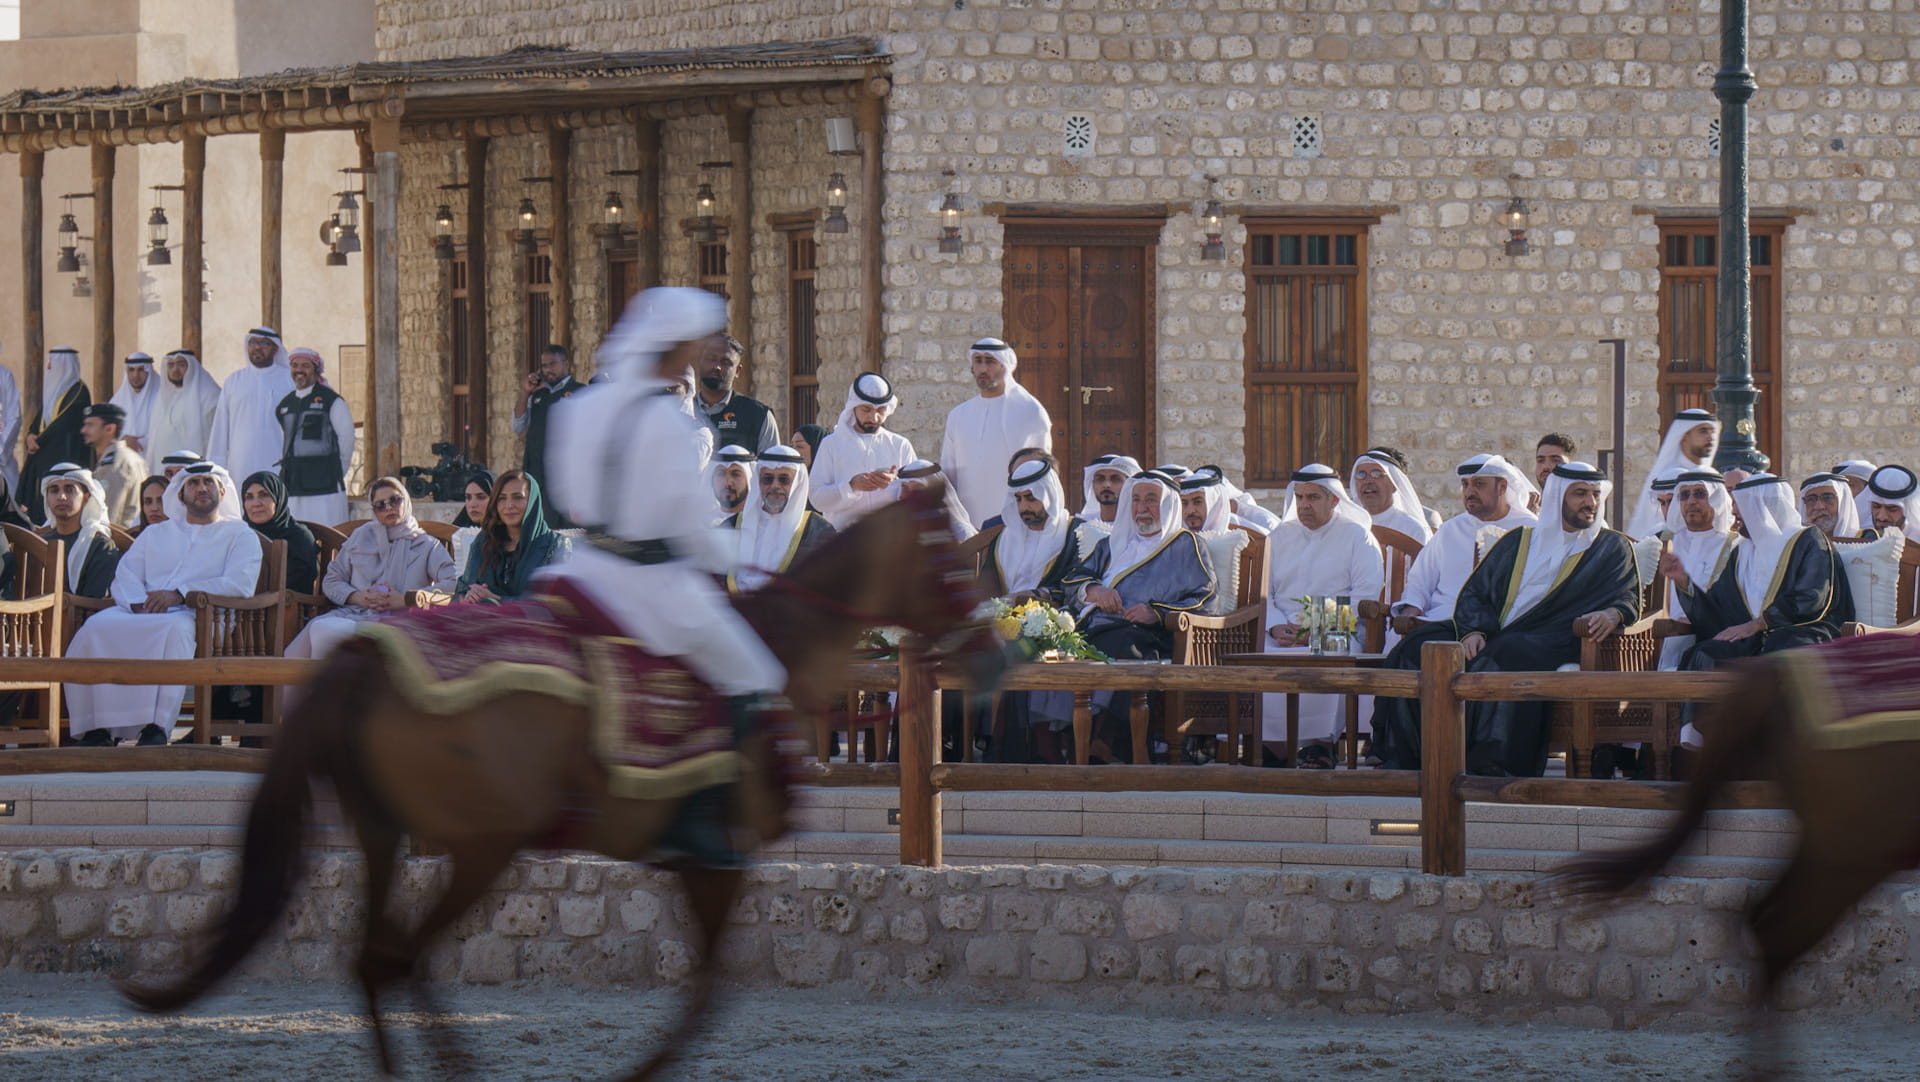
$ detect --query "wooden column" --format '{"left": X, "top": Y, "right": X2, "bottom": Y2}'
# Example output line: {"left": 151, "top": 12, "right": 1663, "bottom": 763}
{"left": 547, "top": 129, "right": 572, "bottom": 350}
{"left": 259, "top": 129, "right": 285, "bottom": 331}
{"left": 465, "top": 136, "right": 490, "bottom": 464}
{"left": 856, "top": 87, "right": 886, "bottom": 374}
{"left": 359, "top": 135, "right": 377, "bottom": 484}
{"left": 634, "top": 116, "right": 662, "bottom": 290}
{"left": 19, "top": 150, "right": 43, "bottom": 413}
{"left": 182, "top": 135, "right": 206, "bottom": 354}
{"left": 1419, "top": 641, "right": 1468, "bottom": 878}
{"left": 90, "top": 143, "right": 115, "bottom": 398}
{"left": 896, "top": 643, "right": 942, "bottom": 867}
{"left": 368, "top": 117, "right": 403, "bottom": 477}
{"left": 726, "top": 103, "right": 753, "bottom": 392}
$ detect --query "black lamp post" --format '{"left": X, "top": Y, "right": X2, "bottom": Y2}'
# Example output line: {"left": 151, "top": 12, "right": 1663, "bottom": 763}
{"left": 1711, "top": 0, "right": 1769, "bottom": 474}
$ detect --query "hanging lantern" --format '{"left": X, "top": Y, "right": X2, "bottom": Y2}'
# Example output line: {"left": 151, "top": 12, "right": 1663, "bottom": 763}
{"left": 325, "top": 243, "right": 348, "bottom": 268}
{"left": 334, "top": 190, "right": 361, "bottom": 255}
{"left": 55, "top": 209, "right": 80, "bottom": 273}
{"left": 937, "top": 191, "right": 963, "bottom": 254}
{"left": 824, "top": 172, "right": 849, "bottom": 234}
{"left": 146, "top": 202, "right": 172, "bottom": 266}
{"left": 692, "top": 181, "right": 717, "bottom": 244}
{"left": 1503, "top": 194, "right": 1532, "bottom": 258}
{"left": 433, "top": 203, "right": 456, "bottom": 260}
{"left": 603, "top": 190, "right": 625, "bottom": 226}
{"left": 516, "top": 194, "right": 539, "bottom": 254}
{"left": 1200, "top": 198, "right": 1225, "bottom": 262}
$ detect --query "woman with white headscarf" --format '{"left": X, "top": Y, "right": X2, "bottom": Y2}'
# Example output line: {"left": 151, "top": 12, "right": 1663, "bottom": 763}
{"left": 284, "top": 477, "right": 456, "bottom": 661}
{"left": 939, "top": 338, "right": 1053, "bottom": 528}
{"left": 810, "top": 372, "right": 917, "bottom": 530}
{"left": 16, "top": 346, "right": 92, "bottom": 521}
{"left": 147, "top": 349, "right": 222, "bottom": 464}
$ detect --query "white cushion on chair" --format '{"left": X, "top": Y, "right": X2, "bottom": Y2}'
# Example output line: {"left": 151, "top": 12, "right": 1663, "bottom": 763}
{"left": 1197, "top": 529, "right": 1250, "bottom": 616}
{"left": 1631, "top": 535, "right": 1664, "bottom": 588}
{"left": 1838, "top": 530, "right": 1904, "bottom": 628}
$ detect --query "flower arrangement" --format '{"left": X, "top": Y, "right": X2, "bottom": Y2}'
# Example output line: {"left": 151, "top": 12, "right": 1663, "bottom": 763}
{"left": 976, "top": 597, "right": 1109, "bottom": 662}
{"left": 1290, "top": 594, "right": 1357, "bottom": 653}
{"left": 855, "top": 625, "right": 909, "bottom": 658}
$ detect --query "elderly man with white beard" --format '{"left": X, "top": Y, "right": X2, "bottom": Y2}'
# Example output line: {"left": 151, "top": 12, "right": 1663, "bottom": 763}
{"left": 1389, "top": 453, "right": 1538, "bottom": 636}
{"left": 1375, "top": 463, "right": 1641, "bottom": 776}
{"left": 1349, "top": 449, "right": 1433, "bottom": 543}
{"left": 722, "top": 445, "right": 834, "bottom": 594}
{"left": 809, "top": 373, "right": 917, "bottom": 531}
{"left": 1798, "top": 472, "right": 1867, "bottom": 539}
{"left": 1259, "top": 465, "right": 1383, "bottom": 769}
{"left": 65, "top": 462, "right": 261, "bottom": 747}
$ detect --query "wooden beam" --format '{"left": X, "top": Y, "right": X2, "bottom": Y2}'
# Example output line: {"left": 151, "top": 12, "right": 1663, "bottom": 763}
{"left": 0, "top": 656, "right": 319, "bottom": 683}
{"left": 634, "top": 116, "right": 661, "bottom": 290}
{"left": 930, "top": 662, "right": 1422, "bottom": 697}
{"left": 895, "top": 642, "right": 941, "bottom": 866}
{"left": 855, "top": 87, "right": 885, "bottom": 374}
{"left": 369, "top": 116, "right": 403, "bottom": 477}
{"left": 359, "top": 132, "right": 378, "bottom": 483}
{"left": 181, "top": 134, "right": 205, "bottom": 354}
{"left": 547, "top": 129, "right": 572, "bottom": 349}
{"left": 90, "top": 142, "right": 115, "bottom": 398}
{"left": 1451, "top": 669, "right": 1738, "bottom": 703}
{"left": 725, "top": 103, "right": 753, "bottom": 393}
{"left": 1452, "top": 776, "right": 1784, "bottom": 812}
{"left": 464, "top": 136, "right": 490, "bottom": 463}
{"left": 1419, "top": 641, "right": 1468, "bottom": 877}
{"left": 0, "top": 745, "right": 270, "bottom": 775}
{"left": 800, "top": 762, "right": 902, "bottom": 787}
{"left": 929, "top": 763, "right": 1422, "bottom": 797}
{"left": 259, "top": 128, "right": 285, "bottom": 331}
{"left": 19, "top": 150, "right": 43, "bottom": 415}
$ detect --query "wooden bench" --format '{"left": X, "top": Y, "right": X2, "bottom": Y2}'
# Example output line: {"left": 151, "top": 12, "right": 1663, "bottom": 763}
{"left": 0, "top": 526, "right": 66, "bottom": 746}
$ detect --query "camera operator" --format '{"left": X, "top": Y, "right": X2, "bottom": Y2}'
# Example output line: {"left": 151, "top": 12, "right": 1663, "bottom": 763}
{"left": 511, "top": 343, "right": 584, "bottom": 526}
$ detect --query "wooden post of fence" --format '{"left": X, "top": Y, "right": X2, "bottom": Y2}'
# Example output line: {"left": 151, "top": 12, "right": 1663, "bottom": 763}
{"left": 896, "top": 641, "right": 942, "bottom": 867}
{"left": 1419, "top": 640, "right": 1468, "bottom": 877}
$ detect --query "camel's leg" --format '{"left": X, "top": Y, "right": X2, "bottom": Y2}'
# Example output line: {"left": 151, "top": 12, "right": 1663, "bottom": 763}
{"left": 618, "top": 864, "right": 746, "bottom": 1082}
{"left": 1740, "top": 852, "right": 1889, "bottom": 1081}
{"left": 352, "top": 814, "right": 407, "bottom": 1077}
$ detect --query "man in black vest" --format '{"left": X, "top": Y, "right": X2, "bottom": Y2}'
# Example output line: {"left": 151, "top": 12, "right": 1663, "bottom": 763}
{"left": 512, "top": 343, "right": 585, "bottom": 525}
{"left": 694, "top": 335, "right": 780, "bottom": 454}
{"left": 274, "top": 347, "right": 355, "bottom": 524}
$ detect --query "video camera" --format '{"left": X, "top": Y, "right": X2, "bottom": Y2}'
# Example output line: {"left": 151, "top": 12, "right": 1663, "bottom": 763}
{"left": 398, "top": 441, "right": 485, "bottom": 503}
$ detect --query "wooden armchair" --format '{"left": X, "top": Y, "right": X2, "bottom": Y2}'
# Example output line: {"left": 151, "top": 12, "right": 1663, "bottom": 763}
{"left": 1546, "top": 570, "right": 1674, "bottom": 778}
{"left": 1360, "top": 526, "right": 1424, "bottom": 652}
{"left": 1165, "top": 525, "right": 1268, "bottom": 763}
{"left": 287, "top": 522, "right": 348, "bottom": 642}
{"left": 107, "top": 524, "right": 136, "bottom": 550}
{"left": 0, "top": 527, "right": 65, "bottom": 746}
{"left": 187, "top": 535, "right": 288, "bottom": 745}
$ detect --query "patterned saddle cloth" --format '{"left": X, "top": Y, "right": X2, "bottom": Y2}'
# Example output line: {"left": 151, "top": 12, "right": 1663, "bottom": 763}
{"left": 355, "top": 577, "right": 739, "bottom": 802}
{"left": 1780, "top": 631, "right": 1920, "bottom": 751}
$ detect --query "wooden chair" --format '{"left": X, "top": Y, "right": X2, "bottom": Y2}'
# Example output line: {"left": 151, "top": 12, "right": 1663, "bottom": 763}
{"left": 0, "top": 527, "right": 65, "bottom": 747}
{"left": 287, "top": 522, "right": 349, "bottom": 642}
{"left": 188, "top": 535, "right": 288, "bottom": 745}
{"left": 1360, "top": 526, "right": 1424, "bottom": 652}
{"left": 956, "top": 523, "right": 1002, "bottom": 580}
{"left": 107, "top": 524, "right": 136, "bottom": 550}
{"left": 1165, "top": 525, "right": 1268, "bottom": 764}
{"left": 9, "top": 523, "right": 134, "bottom": 653}
{"left": 1841, "top": 535, "right": 1920, "bottom": 634}
{"left": 1546, "top": 568, "right": 1672, "bottom": 778}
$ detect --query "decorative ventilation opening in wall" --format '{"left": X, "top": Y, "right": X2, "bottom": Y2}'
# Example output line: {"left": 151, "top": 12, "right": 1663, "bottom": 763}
{"left": 1063, "top": 113, "right": 1095, "bottom": 157}
{"left": 1292, "top": 115, "right": 1323, "bottom": 159}
{"left": 1707, "top": 117, "right": 1721, "bottom": 156}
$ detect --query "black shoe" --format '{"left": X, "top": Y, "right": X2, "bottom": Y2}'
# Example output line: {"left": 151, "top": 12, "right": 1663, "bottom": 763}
{"left": 135, "top": 724, "right": 170, "bottom": 747}
{"left": 77, "top": 728, "right": 115, "bottom": 747}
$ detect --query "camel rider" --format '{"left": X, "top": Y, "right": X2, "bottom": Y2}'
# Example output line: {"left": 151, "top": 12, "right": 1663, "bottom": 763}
{"left": 539, "top": 287, "right": 787, "bottom": 727}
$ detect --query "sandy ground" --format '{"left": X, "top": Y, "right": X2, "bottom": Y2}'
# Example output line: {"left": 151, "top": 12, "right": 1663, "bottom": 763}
{"left": 0, "top": 976, "right": 1912, "bottom": 1082}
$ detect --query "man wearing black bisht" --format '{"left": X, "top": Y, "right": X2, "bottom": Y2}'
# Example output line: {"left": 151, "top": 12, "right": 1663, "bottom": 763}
{"left": 16, "top": 346, "right": 92, "bottom": 523}
{"left": 510, "top": 343, "right": 585, "bottom": 525}
{"left": 1375, "top": 463, "right": 1642, "bottom": 777}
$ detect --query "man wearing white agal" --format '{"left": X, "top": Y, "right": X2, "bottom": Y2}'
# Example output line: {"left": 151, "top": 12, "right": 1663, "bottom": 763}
{"left": 206, "top": 327, "right": 295, "bottom": 484}
{"left": 808, "top": 372, "right": 917, "bottom": 531}
{"left": 65, "top": 462, "right": 261, "bottom": 747}
{"left": 939, "top": 337, "right": 1052, "bottom": 529}
{"left": 1260, "top": 465, "right": 1384, "bottom": 769}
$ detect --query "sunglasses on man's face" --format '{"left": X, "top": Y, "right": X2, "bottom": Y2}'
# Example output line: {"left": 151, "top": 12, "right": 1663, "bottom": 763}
{"left": 372, "top": 497, "right": 405, "bottom": 511}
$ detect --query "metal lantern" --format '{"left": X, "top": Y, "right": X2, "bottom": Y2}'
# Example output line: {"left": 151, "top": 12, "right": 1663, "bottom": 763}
{"left": 1200, "top": 198, "right": 1225, "bottom": 262}
{"left": 1503, "top": 194, "right": 1532, "bottom": 257}
{"left": 334, "top": 190, "right": 362, "bottom": 256}
{"left": 516, "top": 195, "right": 539, "bottom": 254}
{"left": 433, "top": 203, "right": 456, "bottom": 261}
{"left": 937, "top": 191, "right": 963, "bottom": 254}
{"left": 603, "top": 190, "right": 625, "bottom": 226}
{"left": 824, "top": 172, "right": 849, "bottom": 234}
{"left": 72, "top": 251, "right": 92, "bottom": 297}
{"left": 692, "top": 181, "right": 717, "bottom": 244}
{"left": 55, "top": 210, "right": 80, "bottom": 273}
{"left": 146, "top": 202, "right": 171, "bottom": 266}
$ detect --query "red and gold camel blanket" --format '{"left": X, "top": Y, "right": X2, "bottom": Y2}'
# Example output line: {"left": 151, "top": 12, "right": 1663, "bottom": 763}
{"left": 354, "top": 578, "right": 737, "bottom": 801}
{"left": 1780, "top": 631, "right": 1920, "bottom": 750}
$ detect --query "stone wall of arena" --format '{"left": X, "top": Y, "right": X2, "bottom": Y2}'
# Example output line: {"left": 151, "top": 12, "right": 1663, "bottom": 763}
{"left": 383, "top": 0, "right": 1920, "bottom": 500}
{"left": 6, "top": 850, "right": 1920, "bottom": 1025}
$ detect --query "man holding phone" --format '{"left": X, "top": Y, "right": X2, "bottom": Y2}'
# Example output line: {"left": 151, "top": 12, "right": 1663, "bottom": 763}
{"left": 512, "top": 343, "right": 585, "bottom": 525}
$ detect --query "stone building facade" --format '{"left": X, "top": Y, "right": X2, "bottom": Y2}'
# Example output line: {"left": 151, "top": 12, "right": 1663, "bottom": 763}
{"left": 380, "top": 0, "right": 1920, "bottom": 504}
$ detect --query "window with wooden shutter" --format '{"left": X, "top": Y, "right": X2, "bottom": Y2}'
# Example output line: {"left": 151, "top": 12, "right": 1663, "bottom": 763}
{"left": 523, "top": 248, "right": 553, "bottom": 374}
{"left": 448, "top": 249, "right": 474, "bottom": 451}
{"left": 1656, "top": 218, "right": 1786, "bottom": 463}
{"left": 1242, "top": 220, "right": 1369, "bottom": 487}
{"left": 785, "top": 228, "right": 820, "bottom": 428}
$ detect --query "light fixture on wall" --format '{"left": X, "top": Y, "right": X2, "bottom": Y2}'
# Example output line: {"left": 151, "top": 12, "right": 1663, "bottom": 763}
{"left": 937, "top": 171, "right": 963, "bottom": 254}
{"left": 145, "top": 184, "right": 184, "bottom": 267}
{"left": 433, "top": 179, "right": 467, "bottom": 261}
{"left": 55, "top": 193, "right": 89, "bottom": 274}
{"left": 600, "top": 168, "right": 640, "bottom": 252}
{"left": 334, "top": 188, "right": 362, "bottom": 256}
{"left": 1199, "top": 175, "right": 1226, "bottom": 262}
{"left": 515, "top": 176, "right": 554, "bottom": 255}
{"left": 824, "top": 172, "right": 849, "bottom": 234}
{"left": 692, "top": 161, "right": 730, "bottom": 245}
{"left": 1503, "top": 174, "right": 1532, "bottom": 258}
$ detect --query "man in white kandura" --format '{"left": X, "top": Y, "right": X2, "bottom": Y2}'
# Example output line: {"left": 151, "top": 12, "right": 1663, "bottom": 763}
{"left": 939, "top": 337, "right": 1053, "bottom": 529}
{"left": 1391, "top": 453, "right": 1538, "bottom": 631}
{"left": 1864, "top": 464, "right": 1920, "bottom": 544}
{"left": 206, "top": 327, "right": 295, "bottom": 483}
{"left": 808, "top": 373, "right": 917, "bottom": 530}
{"left": 65, "top": 462, "right": 261, "bottom": 747}
{"left": 542, "top": 287, "right": 786, "bottom": 726}
{"left": 1349, "top": 449, "right": 1433, "bottom": 543}
{"left": 1077, "top": 453, "right": 1141, "bottom": 533}
{"left": 1260, "top": 465, "right": 1383, "bottom": 769}
{"left": 1625, "top": 408, "right": 1718, "bottom": 538}
{"left": 110, "top": 351, "right": 158, "bottom": 455}
{"left": 147, "top": 349, "right": 221, "bottom": 462}
{"left": 0, "top": 340, "right": 19, "bottom": 495}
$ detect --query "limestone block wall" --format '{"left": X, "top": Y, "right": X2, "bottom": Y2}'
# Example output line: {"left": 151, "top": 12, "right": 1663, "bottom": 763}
{"left": 6, "top": 850, "right": 1920, "bottom": 1026}
{"left": 377, "top": 0, "right": 1920, "bottom": 504}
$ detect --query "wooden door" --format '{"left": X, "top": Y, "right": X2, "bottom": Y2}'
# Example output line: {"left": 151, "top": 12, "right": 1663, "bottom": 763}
{"left": 1003, "top": 221, "right": 1157, "bottom": 496}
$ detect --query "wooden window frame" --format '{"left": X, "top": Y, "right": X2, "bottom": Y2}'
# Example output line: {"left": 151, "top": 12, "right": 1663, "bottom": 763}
{"left": 522, "top": 243, "right": 554, "bottom": 376}
{"left": 446, "top": 246, "right": 475, "bottom": 456}
{"left": 1654, "top": 216, "right": 1788, "bottom": 465}
{"left": 1241, "top": 217, "right": 1372, "bottom": 488}
{"left": 773, "top": 216, "right": 821, "bottom": 430}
